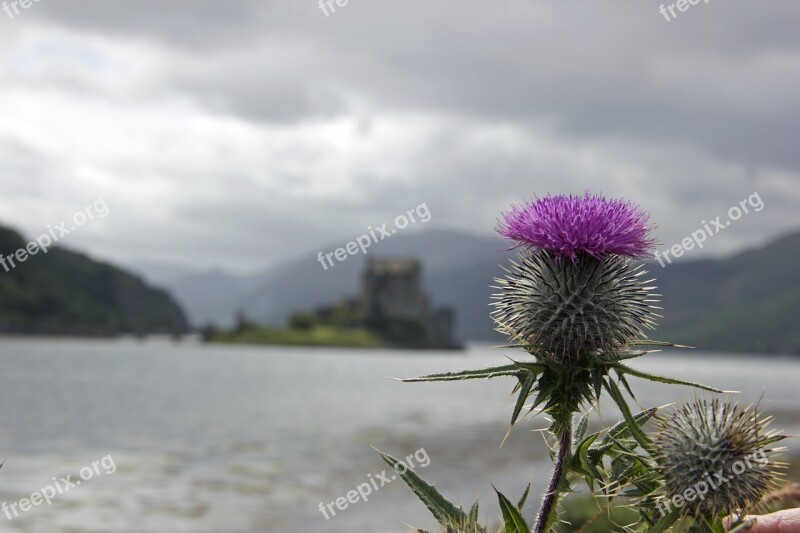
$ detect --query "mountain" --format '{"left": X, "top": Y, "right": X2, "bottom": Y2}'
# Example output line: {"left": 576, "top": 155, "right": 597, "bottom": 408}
{"left": 161, "top": 228, "right": 800, "bottom": 355}
{"left": 656, "top": 231, "right": 800, "bottom": 355}
{"left": 0, "top": 225, "right": 188, "bottom": 336}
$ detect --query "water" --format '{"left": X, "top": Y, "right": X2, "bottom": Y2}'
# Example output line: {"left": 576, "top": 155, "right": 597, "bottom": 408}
{"left": 0, "top": 338, "right": 797, "bottom": 532}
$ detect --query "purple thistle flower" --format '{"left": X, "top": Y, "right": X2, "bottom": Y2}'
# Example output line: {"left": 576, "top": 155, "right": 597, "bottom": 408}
{"left": 497, "top": 192, "right": 656, "bottom": 263}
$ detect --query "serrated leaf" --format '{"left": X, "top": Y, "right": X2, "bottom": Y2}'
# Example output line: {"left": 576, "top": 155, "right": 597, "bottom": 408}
{"left": 378, "top": 451, "right": 467, "bottom": 526}
{"left": 613, "top": 363, "right": 726, "bottom": 393}
{"left": 494, "top": 486, "right": 530, "bottom": 533}
{"left": 402, "top": 364, "right": 521, "bottom": 383}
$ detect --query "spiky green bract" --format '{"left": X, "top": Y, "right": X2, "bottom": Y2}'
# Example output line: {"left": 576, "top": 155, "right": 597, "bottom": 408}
{"left": 401, "top": 344, "right": 723, "bottom": 437}
{"left": 492, "top": 252, "right": 659, "bottom": 363}
{"left": 651, "top": 399, "right": 787, "bottom": 521}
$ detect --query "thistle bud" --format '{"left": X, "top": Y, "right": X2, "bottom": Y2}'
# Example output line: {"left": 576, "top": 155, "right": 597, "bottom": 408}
{"left": 652, "top": 398, "right": 786, "bottom": 519}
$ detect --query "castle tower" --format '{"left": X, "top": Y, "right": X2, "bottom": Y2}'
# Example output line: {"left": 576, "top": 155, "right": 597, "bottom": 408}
{"left": 361, "top": 257, "right": 427, "bottom": 321}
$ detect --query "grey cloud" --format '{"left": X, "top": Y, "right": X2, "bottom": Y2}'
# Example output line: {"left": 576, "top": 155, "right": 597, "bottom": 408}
{"left": 31, "top": 1, "right": 800, "bottom": 170}
{"left": 1, "top": 0, "right": 798, "bottom": 271}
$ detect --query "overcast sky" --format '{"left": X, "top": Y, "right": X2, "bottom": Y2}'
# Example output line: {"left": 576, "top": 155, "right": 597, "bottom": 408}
{"left": 0, "top": 0, "right": 798, "bottom": 275}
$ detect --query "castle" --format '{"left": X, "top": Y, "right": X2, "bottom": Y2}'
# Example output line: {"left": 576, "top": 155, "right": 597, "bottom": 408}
{"left": 361, "top": 258, "right": 456, "bottom": 348}
{"left": 312, "top": 257, "right": 458, "bottom": 349}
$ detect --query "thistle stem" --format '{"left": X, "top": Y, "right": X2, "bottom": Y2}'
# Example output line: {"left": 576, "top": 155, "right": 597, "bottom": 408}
{"left": 534, "top": 424, "right": 572, "bottom": 533}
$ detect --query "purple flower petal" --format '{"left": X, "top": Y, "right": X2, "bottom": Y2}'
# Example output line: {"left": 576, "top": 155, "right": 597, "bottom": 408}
{"left": 497, "top": 192, "right": 656, "bottom": 262}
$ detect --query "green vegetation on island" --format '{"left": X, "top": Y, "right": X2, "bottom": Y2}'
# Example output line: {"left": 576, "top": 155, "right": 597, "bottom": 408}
{"left": 207, "top": 323, "right": 385, "bottom": 348}
{"left": 204, "top": 308, "right": 459, "bottom": 349}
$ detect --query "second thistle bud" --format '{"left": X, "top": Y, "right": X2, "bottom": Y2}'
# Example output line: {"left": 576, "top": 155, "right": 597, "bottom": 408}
{"left": 652, "top": 398, "right": 786, "bottom": 520}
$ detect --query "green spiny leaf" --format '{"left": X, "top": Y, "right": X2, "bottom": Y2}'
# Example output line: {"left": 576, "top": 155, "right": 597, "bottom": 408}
{"left": 494, "top": 486, "right": 530, "bottom": 533}
{"left": 377, "top": 450, "right": 468, "bottom": 526}
{"left": 401, "top": 364, "right": 520, "bottom": 383}
{"left": 612, "top": 363, "right": 726, "bottom": 393}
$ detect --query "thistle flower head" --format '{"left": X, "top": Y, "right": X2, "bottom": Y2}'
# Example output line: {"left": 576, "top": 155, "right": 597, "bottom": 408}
{"left": 497, "top": 192, "right": 656, "bottom": 263}
{"left": 492, "top": 252, "right": 659, "bottom": 361}
{"left": 652, "top": 398, "right": 786, "bottom": 519}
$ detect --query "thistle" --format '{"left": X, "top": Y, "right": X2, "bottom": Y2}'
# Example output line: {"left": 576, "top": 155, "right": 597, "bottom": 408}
{"left": 492, "top": 193, "right": 666, "bottom": 532}
{"left": 651, "top": 399, "right": 787, "bottom": 523}
{"left": 386, "top": 192, "right": 756, "bottom": 533}
{"left": 489, "top": 194, "right": 675, "bottom": 439}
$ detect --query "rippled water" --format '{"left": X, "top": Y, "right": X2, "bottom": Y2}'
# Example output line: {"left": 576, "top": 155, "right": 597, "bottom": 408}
{"left": 0, "top": 338, "right": 797, "bottom": 532}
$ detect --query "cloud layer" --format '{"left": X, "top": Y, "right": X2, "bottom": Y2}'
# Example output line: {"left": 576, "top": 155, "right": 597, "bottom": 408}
{"left": 0, "top": 0, "right": 798, "bottom": 273}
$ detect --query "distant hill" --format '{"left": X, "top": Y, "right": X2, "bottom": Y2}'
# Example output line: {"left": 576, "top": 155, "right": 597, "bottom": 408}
{"left": 0, "top": 225, "right": 188, "bottom": 336}
{"left": 159, "top": 228, "right": 800, "bottom": 355}
{"left": 656, "top": 231, "right": 800, "bottom": 355}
